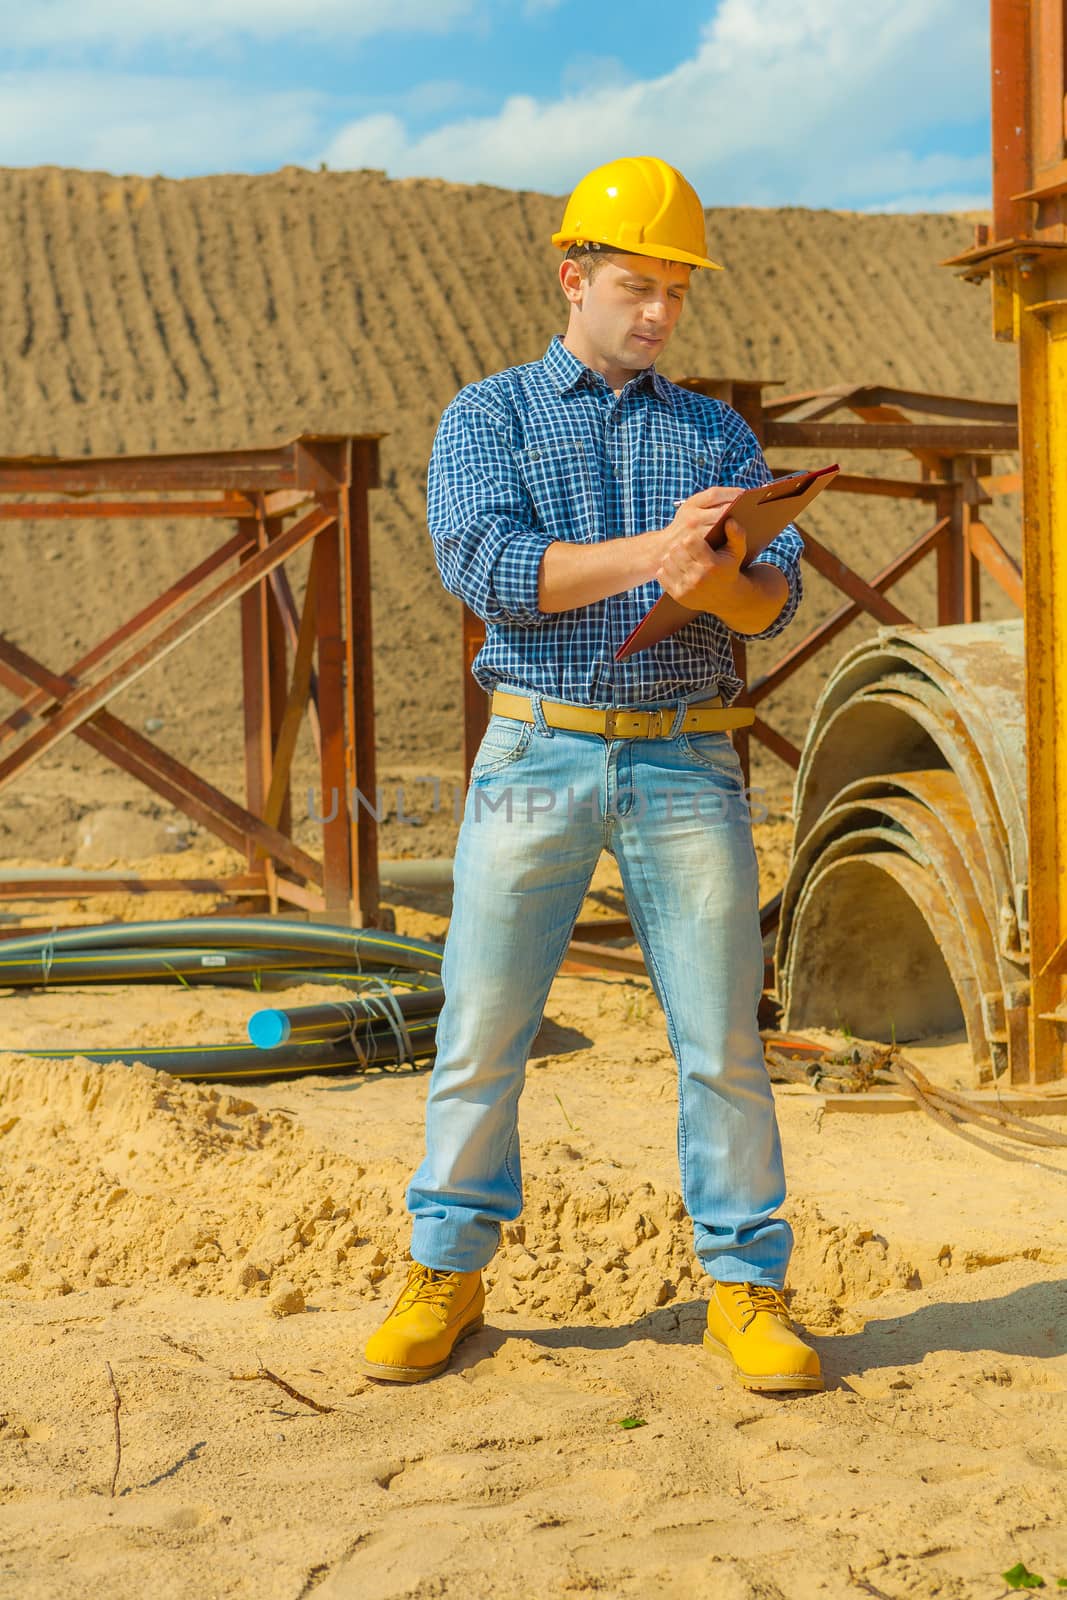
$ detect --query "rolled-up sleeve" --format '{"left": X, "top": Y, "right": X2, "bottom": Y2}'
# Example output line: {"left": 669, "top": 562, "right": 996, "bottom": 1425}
{"left": 719, "top": 406, "right": 805, "bottom": 643}
{"left": 427, "top": 396, "right": 556, "bottom": 627}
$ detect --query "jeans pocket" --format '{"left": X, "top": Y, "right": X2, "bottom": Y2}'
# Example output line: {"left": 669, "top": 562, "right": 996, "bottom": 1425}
{"left": 470, "top": 715, "right": 534, "bottom": 781}
{"left": 679, "top": 731, "right": 745, "bottom": 787}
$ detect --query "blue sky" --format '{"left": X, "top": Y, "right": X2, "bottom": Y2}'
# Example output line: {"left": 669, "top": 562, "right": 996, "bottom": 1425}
{"left": 0, "top": 0, "right": 992, "bottom": 211}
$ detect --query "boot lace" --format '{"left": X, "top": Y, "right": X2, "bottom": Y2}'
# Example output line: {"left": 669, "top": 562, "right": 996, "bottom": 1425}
{"left": 395, "top": 1262, "right": 461, "bottom": 1321}
{"left": 725, "top": 1282, "right": 790, "bottom": 1328}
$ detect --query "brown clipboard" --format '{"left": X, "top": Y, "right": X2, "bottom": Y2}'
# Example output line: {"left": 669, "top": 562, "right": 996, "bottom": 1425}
{"left": 614, "top": 463, "right": 839, "bottom": 660}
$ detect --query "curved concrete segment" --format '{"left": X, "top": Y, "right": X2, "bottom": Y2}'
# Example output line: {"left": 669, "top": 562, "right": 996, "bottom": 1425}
{"left": 778, "top": 621, "right": 1029, "bottom": 1085}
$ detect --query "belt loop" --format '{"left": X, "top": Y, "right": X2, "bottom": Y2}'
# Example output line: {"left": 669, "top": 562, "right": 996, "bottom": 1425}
{"left": 667, "top": 696, "right": 687, "bottom": 739}
{"left": 529, "top": 691, "right": 554, "bottom": 739}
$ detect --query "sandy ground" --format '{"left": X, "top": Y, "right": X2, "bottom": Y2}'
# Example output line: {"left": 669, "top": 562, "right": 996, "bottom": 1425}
{"left": 1, "top": 845, "right": 1065, "bottom": 1600}
{"left": 1, "top": 171, "right": 1061, "bottom": 1598}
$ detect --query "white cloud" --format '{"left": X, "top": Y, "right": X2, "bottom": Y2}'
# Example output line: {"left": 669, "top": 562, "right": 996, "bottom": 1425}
{"left": 6, "top": 0, "right": 475, "bottom": 48}
{"left": 866, "top": 193, "right": 992, "bottom": 215}
{"left": 0, "top": 72, "right": 326, "bottom": 173}
{"left": 320, "top": 0, "right": 990, "bottom": 210}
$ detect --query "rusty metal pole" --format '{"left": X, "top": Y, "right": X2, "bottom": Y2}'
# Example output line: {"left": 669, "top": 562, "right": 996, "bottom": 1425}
{"left": 936, "top": 458, "right": 986, "bottom": 625}
{"left": 313, "top": 499, "right": 352, "bottom": 918}
{"left": 732, "top": 639, "right": 750, "bottom": 791}
{"left": 935, "top": 464, "right": 967, "bottom": 626}
{"left": 462, "top": 604, "right": 489, "bottom": 784}
{"left": 264, "top": 518, "right": 291, "bottom": 842}
{"left": 344, "top": 440, "right": 382, "bottom": 927}
{"left": 239, "top": 518, "right": 273, "bottom": 870}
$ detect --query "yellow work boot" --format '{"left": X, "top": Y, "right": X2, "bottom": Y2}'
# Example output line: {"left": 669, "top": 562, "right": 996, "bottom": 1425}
{"left": 704, "top": 1280, "right": 823, "bottom": 1393}
{"left": 361, "top": 1259, "right": 485, "bottom": 1383}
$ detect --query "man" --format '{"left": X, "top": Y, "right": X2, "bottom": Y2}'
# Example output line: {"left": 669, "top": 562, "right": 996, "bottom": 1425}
{"left": 362, "top": 155, "right": 822, "bottom": 1395}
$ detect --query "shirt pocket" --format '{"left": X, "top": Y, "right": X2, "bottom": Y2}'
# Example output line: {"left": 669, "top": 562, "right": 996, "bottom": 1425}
{"left": 515, "top": 440, "right": 599, "bottom": 542}
{"left": 646, "top": 439, "right": 717, "bottom": 529}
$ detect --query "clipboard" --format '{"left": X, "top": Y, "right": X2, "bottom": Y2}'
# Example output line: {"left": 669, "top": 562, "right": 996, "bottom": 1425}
{"left": 614, "top": 463, "right": 839, "bottom": 660}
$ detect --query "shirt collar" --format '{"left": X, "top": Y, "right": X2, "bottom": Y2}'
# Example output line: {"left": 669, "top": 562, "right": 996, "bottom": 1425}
{"left": 542, "top": 334, "right": 675, "bottom": 405}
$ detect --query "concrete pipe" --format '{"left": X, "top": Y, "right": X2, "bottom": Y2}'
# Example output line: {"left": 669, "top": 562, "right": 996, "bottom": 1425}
{"left": 777, "top": 621, "right": 1030, "bottom": 1085}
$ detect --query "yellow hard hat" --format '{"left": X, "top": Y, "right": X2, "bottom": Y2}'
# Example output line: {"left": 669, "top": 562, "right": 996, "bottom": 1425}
{"left": 552, "top": 155, "right": 722, "bottom": 272}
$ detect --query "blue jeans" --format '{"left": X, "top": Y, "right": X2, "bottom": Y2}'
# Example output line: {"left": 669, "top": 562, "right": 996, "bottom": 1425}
{"left": 406, "top": 687, "right": 792, "bottom": 1288}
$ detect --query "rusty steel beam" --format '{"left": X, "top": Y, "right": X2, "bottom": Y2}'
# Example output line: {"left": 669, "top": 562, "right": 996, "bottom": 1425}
{"left": 795, "top": 525, "right": 913, "bottom": 626}
{"left": 766, "top": 385, "right": 862, "bottom": 423}
{"left": 0, "top": 435, "right": 381, "bottom": 497}
{"left": 263, "top": 489, "right": 315, "bottom": 518}
{"left": 0, "top": 501, "right": 334, "bottom": 794}
{"left": 935, "top": 468, "right": 972, "bottom": 625}
{"left": 463, "top": 605, "right": 490, "bottom": 784}
{"left": 0, "top": 525, "right": 255, "bottom": 742}
{"left": 968, "top": 518, "right": 1025, "bottom": 610}
{"left": 849, "top": 387, "right": 1017, "bottom": 423}
{"left": 0, "top": 448, "right": 300, "bottom": 495}
{"left": 0, "top": 636, "right": 324, "bottom": 886}
{"left": 750, "top": 716, "right": 802, "bottom": 771}
{"left": 975, "top": 470, "right": 1023, "bottom": 497}
{"left": 264, "top": 544, "right": 320, "bottom": 832}
{"left": 271, "top": 875, "right": 326, "bottom": 914}
{"left": 764, "top": 420, "right": 1019, "bottom": 452}
{"left": 269, "top": 565, "right": 321, "bottom": 753}
{"left": 0, "top": 875, "right": 270, "bottom": 900}
{"left": 344, "top": 440, "right": 382, "bottom": 927}
{"left": 240, "top": 517, "right": 273, "bottom": 867}
{"left": 992, "top": 0, "right": 1034, "bottom": 243}
{"left": 561, "top": 940, "right": 648, "bottom": 977}
{"left": 0, "top": 498, "right": 257, "bottom": 520}
{"left": 265, "top": 526, "right": 292, "bottom": 841}
{"left": 766, "top": 385, "right": 1017, "bottom": 425}
{"left": 817, "top": 473, "right": 943, "bottom": 501}
{"left": 749, "top": 518, "right": 950, "bottom": 706}
{"left": 314, "top": 518, "right": 352, "bottom": 916}
{"left": 732, "top": 638, "right": 750, "bottom": 788}
{"left": 571, "top": 917, "right": 635, "bottom": 942}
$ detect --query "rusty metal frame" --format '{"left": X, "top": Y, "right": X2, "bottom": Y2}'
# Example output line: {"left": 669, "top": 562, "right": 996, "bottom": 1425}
{"left": 0, "top": 434, "right": 384, "bottom": 927}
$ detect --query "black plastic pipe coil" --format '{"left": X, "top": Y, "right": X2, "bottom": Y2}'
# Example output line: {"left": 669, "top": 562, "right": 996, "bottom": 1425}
{"left": 0, "top": 917, "right": 445, "bottom": 1083}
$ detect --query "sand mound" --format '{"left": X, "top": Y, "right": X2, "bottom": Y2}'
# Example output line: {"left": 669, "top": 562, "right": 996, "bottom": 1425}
{"left": 0, "top": 168, "right": 1020, "bottom": 859}
{"left": 0, "top": 1053, "right": 698, "bottom": 1318}
{"left": 0, "top": 1053, "right": 404, "bottom": 1303}
{"left": 3, "top": 1052, "right": 1052, "bottom": 1333}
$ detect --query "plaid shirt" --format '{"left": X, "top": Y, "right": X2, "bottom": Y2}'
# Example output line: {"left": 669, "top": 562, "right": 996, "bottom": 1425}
{"left": 427, "top": 335, "right": 804, "bottom": 707}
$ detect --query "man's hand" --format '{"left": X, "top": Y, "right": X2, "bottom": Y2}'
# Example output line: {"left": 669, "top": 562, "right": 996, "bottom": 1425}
{"left": 535, "top": 484, "right": 787, "bottom": 626}
{"left": 652, "top": 487, "right": 748, "bottom": 610}
{"left": 649, "top": 486, "right": 790, "bottom": 633}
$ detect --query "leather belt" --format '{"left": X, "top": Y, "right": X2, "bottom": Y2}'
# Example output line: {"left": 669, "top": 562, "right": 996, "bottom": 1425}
{"left": 491, "top": 689, "right": 755, "bottom": 739}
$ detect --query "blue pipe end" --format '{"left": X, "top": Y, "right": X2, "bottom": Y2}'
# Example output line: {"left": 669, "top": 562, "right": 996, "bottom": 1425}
{"left": 248, "top": 1009, "right": 290, "bottom": 1049}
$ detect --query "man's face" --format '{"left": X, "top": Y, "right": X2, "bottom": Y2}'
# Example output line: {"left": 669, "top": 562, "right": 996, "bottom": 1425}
{"left": 566, "top": 253, "right": 691, "bottom": 374}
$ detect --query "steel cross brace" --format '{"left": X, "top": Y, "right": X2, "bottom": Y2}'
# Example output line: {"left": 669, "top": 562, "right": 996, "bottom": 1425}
{"left": 0, "top": 504, "right": 336, "bottom": 887}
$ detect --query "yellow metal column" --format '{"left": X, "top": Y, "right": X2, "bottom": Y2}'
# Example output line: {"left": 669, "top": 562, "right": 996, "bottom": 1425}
{"left": 1016, "top": 263, "right": 1067, "bottom": 1078}
{"left": 944, "top": 0, "right": 1067, "bottom": 1079}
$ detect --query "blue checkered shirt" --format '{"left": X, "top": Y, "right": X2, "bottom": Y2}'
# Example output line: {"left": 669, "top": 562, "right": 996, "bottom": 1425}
{"left": 427, "top": 335, "right": 804, "bottom": 707}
